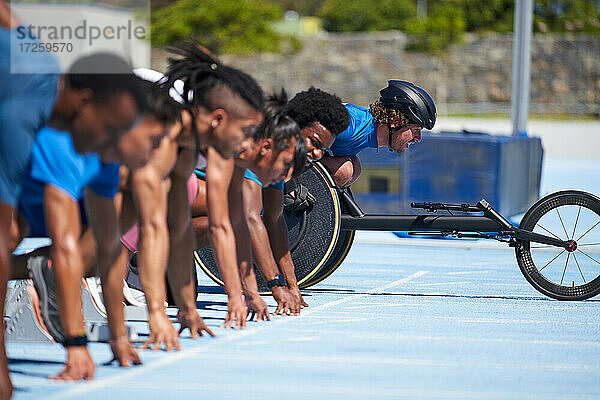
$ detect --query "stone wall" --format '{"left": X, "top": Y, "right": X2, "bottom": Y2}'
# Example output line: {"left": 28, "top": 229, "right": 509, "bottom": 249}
{"left": 151, "top": 31, "right": 600, "bottom": 115}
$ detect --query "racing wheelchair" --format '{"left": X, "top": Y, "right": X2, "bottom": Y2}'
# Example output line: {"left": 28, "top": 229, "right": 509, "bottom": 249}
{"left": 195, "top": 162, "right": 600, "bottom": 301}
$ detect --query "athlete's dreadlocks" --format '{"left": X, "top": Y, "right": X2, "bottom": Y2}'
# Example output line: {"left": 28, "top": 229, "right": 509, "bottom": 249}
{"left": 163, "top": 41, "right": 264, "bottom": 112}
{"left": 140, "top": 80, "right": 179, "bottom": 124}
{"left": 257, "top": 89, "right": 307, "bottom": 177}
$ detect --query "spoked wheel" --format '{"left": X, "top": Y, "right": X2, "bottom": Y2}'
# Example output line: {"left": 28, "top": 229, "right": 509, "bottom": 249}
{"left": 516, "top": 190, "right": 600, "bottom": 300}
{"left": 194, "top": 162, "right": 343, "bottom": 293}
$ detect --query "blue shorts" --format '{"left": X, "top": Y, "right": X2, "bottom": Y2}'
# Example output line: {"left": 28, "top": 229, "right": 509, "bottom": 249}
{"left": 0, "top": 26, "right": 59, "bottom": 207}
{"left": 194, "top": 168, "right": 284, "bottom": 191}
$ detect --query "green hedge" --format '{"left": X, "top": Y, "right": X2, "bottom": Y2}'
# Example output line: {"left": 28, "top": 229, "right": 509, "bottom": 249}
{"left": 151, "top": 0, "right": 284, "bottom": 54}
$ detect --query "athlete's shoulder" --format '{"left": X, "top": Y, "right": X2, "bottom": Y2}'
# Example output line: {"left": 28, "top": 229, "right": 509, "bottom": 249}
{"left": 35, "top": 125, "right": 69, "bottom": 140}
{"left": 33, "top": 126, "right": 76, "bottom": 155}
{"left": 343, "top": 103, "right": 368, "bottom": 113}
{"left": 344, "top": 103, "right": 372, "bottom": 121}
{"left": 337, "top": 104, "right": 371, "bottom": 136}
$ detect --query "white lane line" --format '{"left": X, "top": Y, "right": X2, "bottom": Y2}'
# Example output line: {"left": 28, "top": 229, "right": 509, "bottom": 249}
{"left": 47, "top": 270, "right": 428, "bottom": 400}
{"left": 61, "top": 381, "right": 600, "bottom": 400}
{"left": 325, "top": 332, "right": 600, "bottom": 348}
{"left": 182, "top": 352, "right": 600, "bottom": 372}
{"left": 445, "top": 270, "right": 492, "bottom": 275}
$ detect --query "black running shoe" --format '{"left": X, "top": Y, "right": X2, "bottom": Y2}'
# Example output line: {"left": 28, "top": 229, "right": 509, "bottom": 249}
{"left": 27, "top": 256, "right": 65, "bottom": 343}
{"left": 125, "top": 252, "right": 142, "bottom": 292}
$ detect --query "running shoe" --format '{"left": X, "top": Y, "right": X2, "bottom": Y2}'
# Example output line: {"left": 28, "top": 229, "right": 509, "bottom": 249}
{"left": 27, "top": 256, "right": 64, "bottom": 343}
{"left": 125, "top": 252, "right": 167, "bottom": 307}
{"left": 25, "top": 283, "right": 53, "bottom": 340}
{"left": 122, "top": 279, "right": 147, "bottom": 307}
{"left": 84, "top": 276, "right": 107, "bottom": 317}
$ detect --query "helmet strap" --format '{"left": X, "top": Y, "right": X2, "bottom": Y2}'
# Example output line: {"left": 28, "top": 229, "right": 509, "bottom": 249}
{"left": 387, "top": 123, "right": 394, "bottom": 152}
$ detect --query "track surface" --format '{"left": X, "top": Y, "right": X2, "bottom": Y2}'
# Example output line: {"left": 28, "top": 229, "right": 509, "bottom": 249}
{"left": 6, "top": 159, "right": 600, "bottom": 400}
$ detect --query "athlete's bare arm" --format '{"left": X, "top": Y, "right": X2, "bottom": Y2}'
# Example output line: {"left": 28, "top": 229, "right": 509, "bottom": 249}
{"left": 319, "top": 155, "right": 362, "bottom": 188}
{"left": 165, "top": 147, "right": 215, "bottom": 338}
{"left": 205, "top": 147, "right": 247, "bottom": 329}
{"left": 84, "top": 188, "right": 141, "bottom": 367}
{"left": 130, "top": 136, "right": 180, "bottom": 351}
{"left": 262, "top": 187, "right": 308, "bottom": 308}
{"left": 43, "top": 185, "right": 95, "bottom": 381}
{"left": 231, "top": 167, "right": 269, "bottom": 322}
{"left": 242, "top": 181, "right": 300, "bottom": 315}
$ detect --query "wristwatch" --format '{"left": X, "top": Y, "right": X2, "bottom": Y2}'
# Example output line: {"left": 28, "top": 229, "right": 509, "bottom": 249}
{"left": 266, "top": 273, "right": 286, "bottom": 290}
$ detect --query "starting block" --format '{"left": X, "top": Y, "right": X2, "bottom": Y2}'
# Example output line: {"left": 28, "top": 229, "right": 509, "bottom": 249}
{"left": 4, "top": 280, "right": 143, "bottom": 344}
{"left": 4, "top": 281, "right": 53, "bottom": 344}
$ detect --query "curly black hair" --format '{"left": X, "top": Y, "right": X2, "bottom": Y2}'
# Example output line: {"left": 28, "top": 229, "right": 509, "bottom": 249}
{"left": 286, "top": 87, "right": 349, "bottom": 136}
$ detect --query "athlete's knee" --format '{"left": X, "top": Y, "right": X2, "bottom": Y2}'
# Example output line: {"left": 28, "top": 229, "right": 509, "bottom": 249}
{"left": 333, "top": 157, "right": 359, "bottom": 188}
{"left": 350, "top": 156, "right": 362, "bottom": 185}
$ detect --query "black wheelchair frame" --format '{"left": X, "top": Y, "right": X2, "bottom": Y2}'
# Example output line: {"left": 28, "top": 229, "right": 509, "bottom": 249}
{"left": 195, "top": 162, "right": 600, "bottom": 301}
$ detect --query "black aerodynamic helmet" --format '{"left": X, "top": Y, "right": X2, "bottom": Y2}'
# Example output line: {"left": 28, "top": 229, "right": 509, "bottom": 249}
{"left": 379, "top": 80, "right": 437, "bottom": 130}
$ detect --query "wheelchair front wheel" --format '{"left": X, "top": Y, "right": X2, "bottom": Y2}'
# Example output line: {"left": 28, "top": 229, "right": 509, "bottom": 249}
{"left": 516, "top": 190, "right": 600, "bottom": 300}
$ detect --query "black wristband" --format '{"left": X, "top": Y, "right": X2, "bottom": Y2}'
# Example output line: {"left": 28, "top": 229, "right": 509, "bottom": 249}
{"left": 62, "top": 334, "right": 88, "bottom": 347}
{"left": 267, "top": 273, "right": 286, "bottom": 290}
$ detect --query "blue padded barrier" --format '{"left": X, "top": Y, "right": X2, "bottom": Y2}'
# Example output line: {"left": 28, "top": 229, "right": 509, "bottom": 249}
{"left": 351, "top": 131, "right": 543, "bottom": 217}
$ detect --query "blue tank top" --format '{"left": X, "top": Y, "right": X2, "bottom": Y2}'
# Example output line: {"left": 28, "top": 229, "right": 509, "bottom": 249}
{"left": 18, "top": 127, "right": 120, "bottom": 237}
{"left": 244, "top": 169, "right": 284, "bottom": 190}
{"left": 194, "top": 168, "right": 284, "bottom": 191}
{"left": 329, "top": 104, "right": 378, "bottom": 157}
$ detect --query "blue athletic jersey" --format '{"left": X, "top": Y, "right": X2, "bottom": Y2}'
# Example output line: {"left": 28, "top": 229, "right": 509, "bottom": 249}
{"left": 244, "top": 169, "right": 284, "bottom": 190}
{"left": 329, "top": 104, "right": 378, "bottom": 157}
{"left": 18, "top": 126, "right": 120, "bottom": 237}
{"left": 0, "top": 26, "right": 59, "bottom": 207}
{"left": 195, "top": 168, "right": 284, "bottom": 190}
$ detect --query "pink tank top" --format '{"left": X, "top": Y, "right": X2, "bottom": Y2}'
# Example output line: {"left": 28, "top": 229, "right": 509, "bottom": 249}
{"left": 121, "top": 173, "right": 199, "bottom": 252}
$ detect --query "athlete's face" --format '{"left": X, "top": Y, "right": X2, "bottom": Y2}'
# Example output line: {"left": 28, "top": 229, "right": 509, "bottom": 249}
{"left": 202, "top": 109, "right": 263, "bottom": 159}
{"left": 114, "top": 115, "right": 172, "bottom": 170}
{"left": 301, "top": 122, "right": 334, "bottom": 162}
{"left": 249, "top": 137, "right": 296, "bottom": 186}
{"left": 70, "top": 92, "right": 139, "bottom": 155}
{"left": 389, "top": 124, "right": 422, "bottom": 154}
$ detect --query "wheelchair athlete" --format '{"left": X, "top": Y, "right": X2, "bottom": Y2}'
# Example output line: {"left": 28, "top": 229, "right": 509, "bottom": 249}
{"left": 320, "top": 80, "right": 437, "bottom": 188}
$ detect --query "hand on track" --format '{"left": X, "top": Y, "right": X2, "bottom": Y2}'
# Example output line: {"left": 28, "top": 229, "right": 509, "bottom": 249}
{"left": 222, "top": 296, "right": 248, "bottom": 329}
{"left": 140, "top": 311, "right": 180, "bottom": 351}
{"left": 245, "top": 293, "right": 270, "bottom": 322}
{"left": 177, "top": 310, "right": 216, "bottom": 338}
{"left": 50, "top": 346, "right": 95, "bottom": 381}
{"left": 272, "top": 286, "right": 300, "bottom": 316}
{"left": 109, "top": 337, "right": 142, "bottom": 367}
{"left": 289, "top": 285, "right": 309, "bottom": 309}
